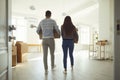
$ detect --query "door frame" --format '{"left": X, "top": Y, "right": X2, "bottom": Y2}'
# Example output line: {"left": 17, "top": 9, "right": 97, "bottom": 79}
{"left": 114, "top": 0, "right": 120, "bottom": 80}
{"left": 7, "top": 0, "right": 12, "bottom": 80}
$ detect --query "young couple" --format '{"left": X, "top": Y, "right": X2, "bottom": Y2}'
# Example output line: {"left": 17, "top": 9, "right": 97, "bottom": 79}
{"left": 36, "top": 10, "right": 78, "bottom": 74}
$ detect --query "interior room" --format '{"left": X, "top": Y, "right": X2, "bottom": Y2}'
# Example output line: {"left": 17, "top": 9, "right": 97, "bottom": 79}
{"left": 11, "top": 0, "right": 114, "bottom": 80}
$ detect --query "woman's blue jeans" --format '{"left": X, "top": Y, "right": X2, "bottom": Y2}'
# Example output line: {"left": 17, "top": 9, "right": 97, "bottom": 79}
{"left": 62, "top": 39, "right": 74, "bottom": 70}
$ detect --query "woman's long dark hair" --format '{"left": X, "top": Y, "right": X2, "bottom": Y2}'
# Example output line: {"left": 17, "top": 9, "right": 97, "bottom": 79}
{"left": 62, "top": 16, "right": 76, "bottom": 35}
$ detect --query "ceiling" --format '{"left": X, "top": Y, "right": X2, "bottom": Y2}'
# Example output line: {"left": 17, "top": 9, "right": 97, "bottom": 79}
{"left": 12, "top": 0, "right": 99, "bottom": 26}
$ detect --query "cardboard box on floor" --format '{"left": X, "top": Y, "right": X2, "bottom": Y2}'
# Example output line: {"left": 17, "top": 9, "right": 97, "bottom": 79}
{"left": 12, "top": 45, "right": 17, "bottom": 66}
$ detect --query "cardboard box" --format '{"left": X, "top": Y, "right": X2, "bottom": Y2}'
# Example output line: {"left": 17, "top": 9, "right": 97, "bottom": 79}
{"left": 12, "top": 55, "right": 17, "bottom": 66}
{"left": 12, "top": 46, "right": 17, "bottom": 66}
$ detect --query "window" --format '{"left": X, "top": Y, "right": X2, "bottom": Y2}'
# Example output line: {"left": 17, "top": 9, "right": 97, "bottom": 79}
{"left": 12, "top": 16, "right": 27, "bottom": 42}
{"left": 80, "top": 26, "right": 90, "bottom": 44}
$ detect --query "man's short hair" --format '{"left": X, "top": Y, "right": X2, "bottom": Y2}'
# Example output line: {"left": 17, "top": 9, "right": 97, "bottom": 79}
{"left": 45, "top": 10, "right": 51, "bottom": 17}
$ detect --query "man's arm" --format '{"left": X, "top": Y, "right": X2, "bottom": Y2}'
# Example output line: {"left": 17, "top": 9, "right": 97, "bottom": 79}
{"left": 53, "top": 21, "right": 60, "bottom": 34}
{"left": 36, "top": 22, "right": 41, "bottom": 35}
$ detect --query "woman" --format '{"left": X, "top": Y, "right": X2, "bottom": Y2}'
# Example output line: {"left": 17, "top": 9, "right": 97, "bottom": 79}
{"left": 61, "top": 16, "right": 78, "bottom": 74}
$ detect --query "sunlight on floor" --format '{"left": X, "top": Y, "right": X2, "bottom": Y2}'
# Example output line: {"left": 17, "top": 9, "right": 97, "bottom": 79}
{"left": 12, "top": 50, "right": 113, "bottom": 80}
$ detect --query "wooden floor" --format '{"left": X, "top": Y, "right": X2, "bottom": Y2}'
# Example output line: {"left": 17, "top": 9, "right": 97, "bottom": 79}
{"left": 12, "top": 50, "right": 113, "bottom": 80}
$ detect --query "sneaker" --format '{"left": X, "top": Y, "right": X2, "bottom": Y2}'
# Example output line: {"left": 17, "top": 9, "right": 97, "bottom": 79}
{"left": 63, "top": 70, "right": 67, "bottom": 74}
{"left": 45, "top": 70, "right": 48, "bottom": 74}
{"left": 71, "top": 66, "right": 73, "bottom": 70}
{"left": 52, "top": 65, "right": 56, "bottom": 70}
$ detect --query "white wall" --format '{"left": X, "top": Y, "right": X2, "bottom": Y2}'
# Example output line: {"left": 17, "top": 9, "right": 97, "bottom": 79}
{"left": 26, "top": 17, "right": 40, "bottom": 44}
{"left": 98, "top": 0, "right": 114, "bottom": 59}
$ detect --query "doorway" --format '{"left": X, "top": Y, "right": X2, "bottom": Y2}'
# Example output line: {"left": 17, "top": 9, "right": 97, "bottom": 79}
{"left": 11, "top": 0, "right": 114, "bottom": 80}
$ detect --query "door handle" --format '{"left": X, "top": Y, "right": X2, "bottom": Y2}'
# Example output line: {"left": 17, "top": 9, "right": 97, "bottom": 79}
{"left": 9, "top": 25, "right": 16, "bottom": 31}
{"left": 9, "top": 36, "right": 16, "bottom": 41}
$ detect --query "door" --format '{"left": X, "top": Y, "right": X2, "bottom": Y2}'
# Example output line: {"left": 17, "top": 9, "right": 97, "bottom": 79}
{"left": 115, "top": 0, "right": 120, "bottom": 80}
{"left": 0, "top": 0, "right": 12, "bottom": 80}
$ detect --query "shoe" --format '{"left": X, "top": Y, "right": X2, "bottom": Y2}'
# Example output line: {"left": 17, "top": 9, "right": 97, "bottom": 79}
{"left": 45, "top": 70, "right": 48, "bottom": 74}
{"left": 71, "top": 66, "right": 73, "bottom": 70}
{"left": 52, "top": 65, "right": 56, "bottom": 70}
{"left": 63, "top": 70, "right": 67, "bottom": 74}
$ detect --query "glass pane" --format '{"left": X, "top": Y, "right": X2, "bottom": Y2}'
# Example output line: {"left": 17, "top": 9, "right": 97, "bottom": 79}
{"left": 12, "top": 16, "right": 27, "bottom": 42}
{"left": 80, "top": 26, "right": 90, "bottom": 44}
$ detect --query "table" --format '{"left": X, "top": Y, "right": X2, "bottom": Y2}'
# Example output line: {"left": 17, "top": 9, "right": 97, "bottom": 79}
{"left": 96, "top": 40, "right": 108, "bottom": 60}
{"left": 27, "top": 44, "right": 42, "bottom": 52}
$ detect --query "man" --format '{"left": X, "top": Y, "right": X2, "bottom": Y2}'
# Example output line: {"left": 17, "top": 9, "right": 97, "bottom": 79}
{"left": 36, "top": 10, "right": 60, "bottom": 74}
